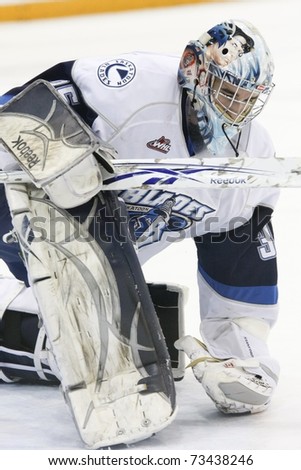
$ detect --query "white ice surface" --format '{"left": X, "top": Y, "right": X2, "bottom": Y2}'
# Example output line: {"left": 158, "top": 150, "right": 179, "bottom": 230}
{"left": 0, "top": 0, "right": 301, "bottom": 452}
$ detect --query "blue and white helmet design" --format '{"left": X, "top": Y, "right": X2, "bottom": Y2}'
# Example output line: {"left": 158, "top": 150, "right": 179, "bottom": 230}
{"left": 178, "top": 19, "right": 274, "bottom": 155}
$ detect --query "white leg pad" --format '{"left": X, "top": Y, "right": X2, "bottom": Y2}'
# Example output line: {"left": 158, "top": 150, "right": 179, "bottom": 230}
{"left": 4, "top": 184, "right": 176, "bottom": 448}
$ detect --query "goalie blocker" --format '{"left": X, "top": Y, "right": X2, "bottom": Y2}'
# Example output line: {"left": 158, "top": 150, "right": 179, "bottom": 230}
{"left": 0, "top": 79, "right": 115, "bottom": 208}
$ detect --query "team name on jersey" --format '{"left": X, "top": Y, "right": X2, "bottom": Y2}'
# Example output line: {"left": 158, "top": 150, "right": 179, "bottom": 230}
{"left": 120, "top": 189, "right": 215, "bottom": 223}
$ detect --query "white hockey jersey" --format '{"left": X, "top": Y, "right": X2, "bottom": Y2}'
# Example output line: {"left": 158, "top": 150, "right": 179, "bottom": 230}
{"left": 71, "top": 52, "right": 279, "bottom": 262}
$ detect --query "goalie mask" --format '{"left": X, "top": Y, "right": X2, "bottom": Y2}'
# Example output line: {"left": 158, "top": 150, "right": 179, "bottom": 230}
{"left": 178, "top": 19, "right": 274, "bottom": 155}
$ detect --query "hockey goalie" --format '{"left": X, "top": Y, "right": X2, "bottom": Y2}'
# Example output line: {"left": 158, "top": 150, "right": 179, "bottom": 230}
{"left": 0, "top": 18, "right": 280, "bottom": 448}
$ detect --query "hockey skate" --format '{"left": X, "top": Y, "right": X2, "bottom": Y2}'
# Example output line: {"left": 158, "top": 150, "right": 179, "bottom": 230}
{"left": 175, "top": 335, "right": 275, "bottom": 414}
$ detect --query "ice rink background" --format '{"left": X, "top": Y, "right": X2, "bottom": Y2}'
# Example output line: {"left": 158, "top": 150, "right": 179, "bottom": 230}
{"left": 0, "top": 0, "right": 301, "bottom": 451}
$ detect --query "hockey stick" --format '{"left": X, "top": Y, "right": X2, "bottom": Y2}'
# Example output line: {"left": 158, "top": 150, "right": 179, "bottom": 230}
{"left": 1, "top": 156, "right": 301, "bottom": 189}
{"left": 100, "top": 156, "right": 301, "bottom": 189}
{"left": 0, "top": 79, "right": 300, "bottom": 189}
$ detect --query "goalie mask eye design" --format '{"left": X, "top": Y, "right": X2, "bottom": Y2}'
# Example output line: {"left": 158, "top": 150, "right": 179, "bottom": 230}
{"left": 178, "top": 19, "right": 274, "bottom": 154}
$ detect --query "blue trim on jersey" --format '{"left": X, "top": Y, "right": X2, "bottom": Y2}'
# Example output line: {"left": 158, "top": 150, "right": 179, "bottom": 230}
{"left": 0, "top": 94, "right": 13, "bottom": 105}
{"left": 198, "top": 263, "right": 278, "bottom": 305}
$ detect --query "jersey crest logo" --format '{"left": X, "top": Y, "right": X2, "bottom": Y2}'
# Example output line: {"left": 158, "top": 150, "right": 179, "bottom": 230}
{"left": 147, "top": 136, "right": 171, "bottom": 154}
{"left": 97, "top": 59, "right": 136, "bottom": 88}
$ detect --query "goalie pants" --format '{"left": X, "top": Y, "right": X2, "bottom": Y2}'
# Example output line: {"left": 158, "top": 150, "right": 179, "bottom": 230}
{"left": 195, "top": 205, "right": 278, "bottom": 315}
